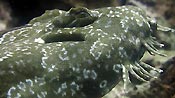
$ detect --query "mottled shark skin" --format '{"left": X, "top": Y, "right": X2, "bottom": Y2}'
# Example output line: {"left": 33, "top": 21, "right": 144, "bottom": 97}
{"left": 0, "top": 6, "right": 163, "bottom": 98}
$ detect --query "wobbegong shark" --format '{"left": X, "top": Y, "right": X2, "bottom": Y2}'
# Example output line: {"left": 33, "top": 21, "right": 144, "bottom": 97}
{"left": 0, "top": 6, "right": 167, "bottom": 98}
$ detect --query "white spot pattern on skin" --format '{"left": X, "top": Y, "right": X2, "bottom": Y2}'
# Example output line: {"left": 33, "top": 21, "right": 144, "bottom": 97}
{"left": 26, "top": 79, "right": 33, "bottom": 87}
{"left": 106, "top": 50, "right": 111, "bottom": 58}
{"left": 17, "top": 82, "right": 26, "bottom": 92}
{"left": 61, "top": 82, "right": 67, "bottom": 89}
{"left": 7, "top": 87, "right": 16, "bottom": 96}
{"left": 29, "top": 88, "right": 35, "bottom": 95}
{"left": 33, "top": 22, "right": 41, "bottom": 26}
{"left": 0, "top": 51, "right": 14, "bottom": 62}
{"left": 70, "top": 81, "right": 80, "bottom": 91}
{"left": 16, "top": 93, "right": 21, "bottom": 98}
{"left": 83, "top": 69, "right": 90, "bottom": 79}
{"left": 89, "top": 38, "right": 100, "bottom": 59}
{"left": 1, "top": 6, "right": 160, "bottom": 98}
{"left": 118, "top": 46, "right": 128, "bottom": 58}
{"left": 99, "top": 80, "right": 107, "bottom": 88}
{"left": 36, "top": 29, "right": 42, "bottom": 33}
{"left": 91, "top": 70, "right": 97, "bottom": 80}
{"left": 83, "top": 69, "right": 98, "bottom": 80}
{"left": 37, "top": 94, "right": 42, "bottom": 98}
{"left": 59, "top": 54, "right": 69, "bottom": 61}
{"left": 113, "top": 64, "right": 122, "bottom": 73}
{"left": 72, "top": 66, "right": 80, "bottom": 73}
{"left": 34, "top": 38, "right": 45, "bottom": 44}
{"left": 41, "top": 51, "right": 48, "bottom": 69}
{"left": 105, "top": 20, "right": 112, "bottom": 28}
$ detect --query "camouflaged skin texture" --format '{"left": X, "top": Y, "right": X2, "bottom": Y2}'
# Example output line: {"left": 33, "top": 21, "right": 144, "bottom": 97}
{"left": 0, "top": 6, "right": 162, "bottom": 98}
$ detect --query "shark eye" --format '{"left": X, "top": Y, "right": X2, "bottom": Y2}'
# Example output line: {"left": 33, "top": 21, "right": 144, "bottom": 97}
{"left": 75, "top": 11, "right": 91, "bottom": 18}
{"left": 69, "top": 7, "right": 91, "bottom": 18}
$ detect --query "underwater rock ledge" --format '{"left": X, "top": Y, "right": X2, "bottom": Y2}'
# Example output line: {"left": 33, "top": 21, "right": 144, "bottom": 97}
{"left": 127, "top": 56, "right": 175, "bottom": 98}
